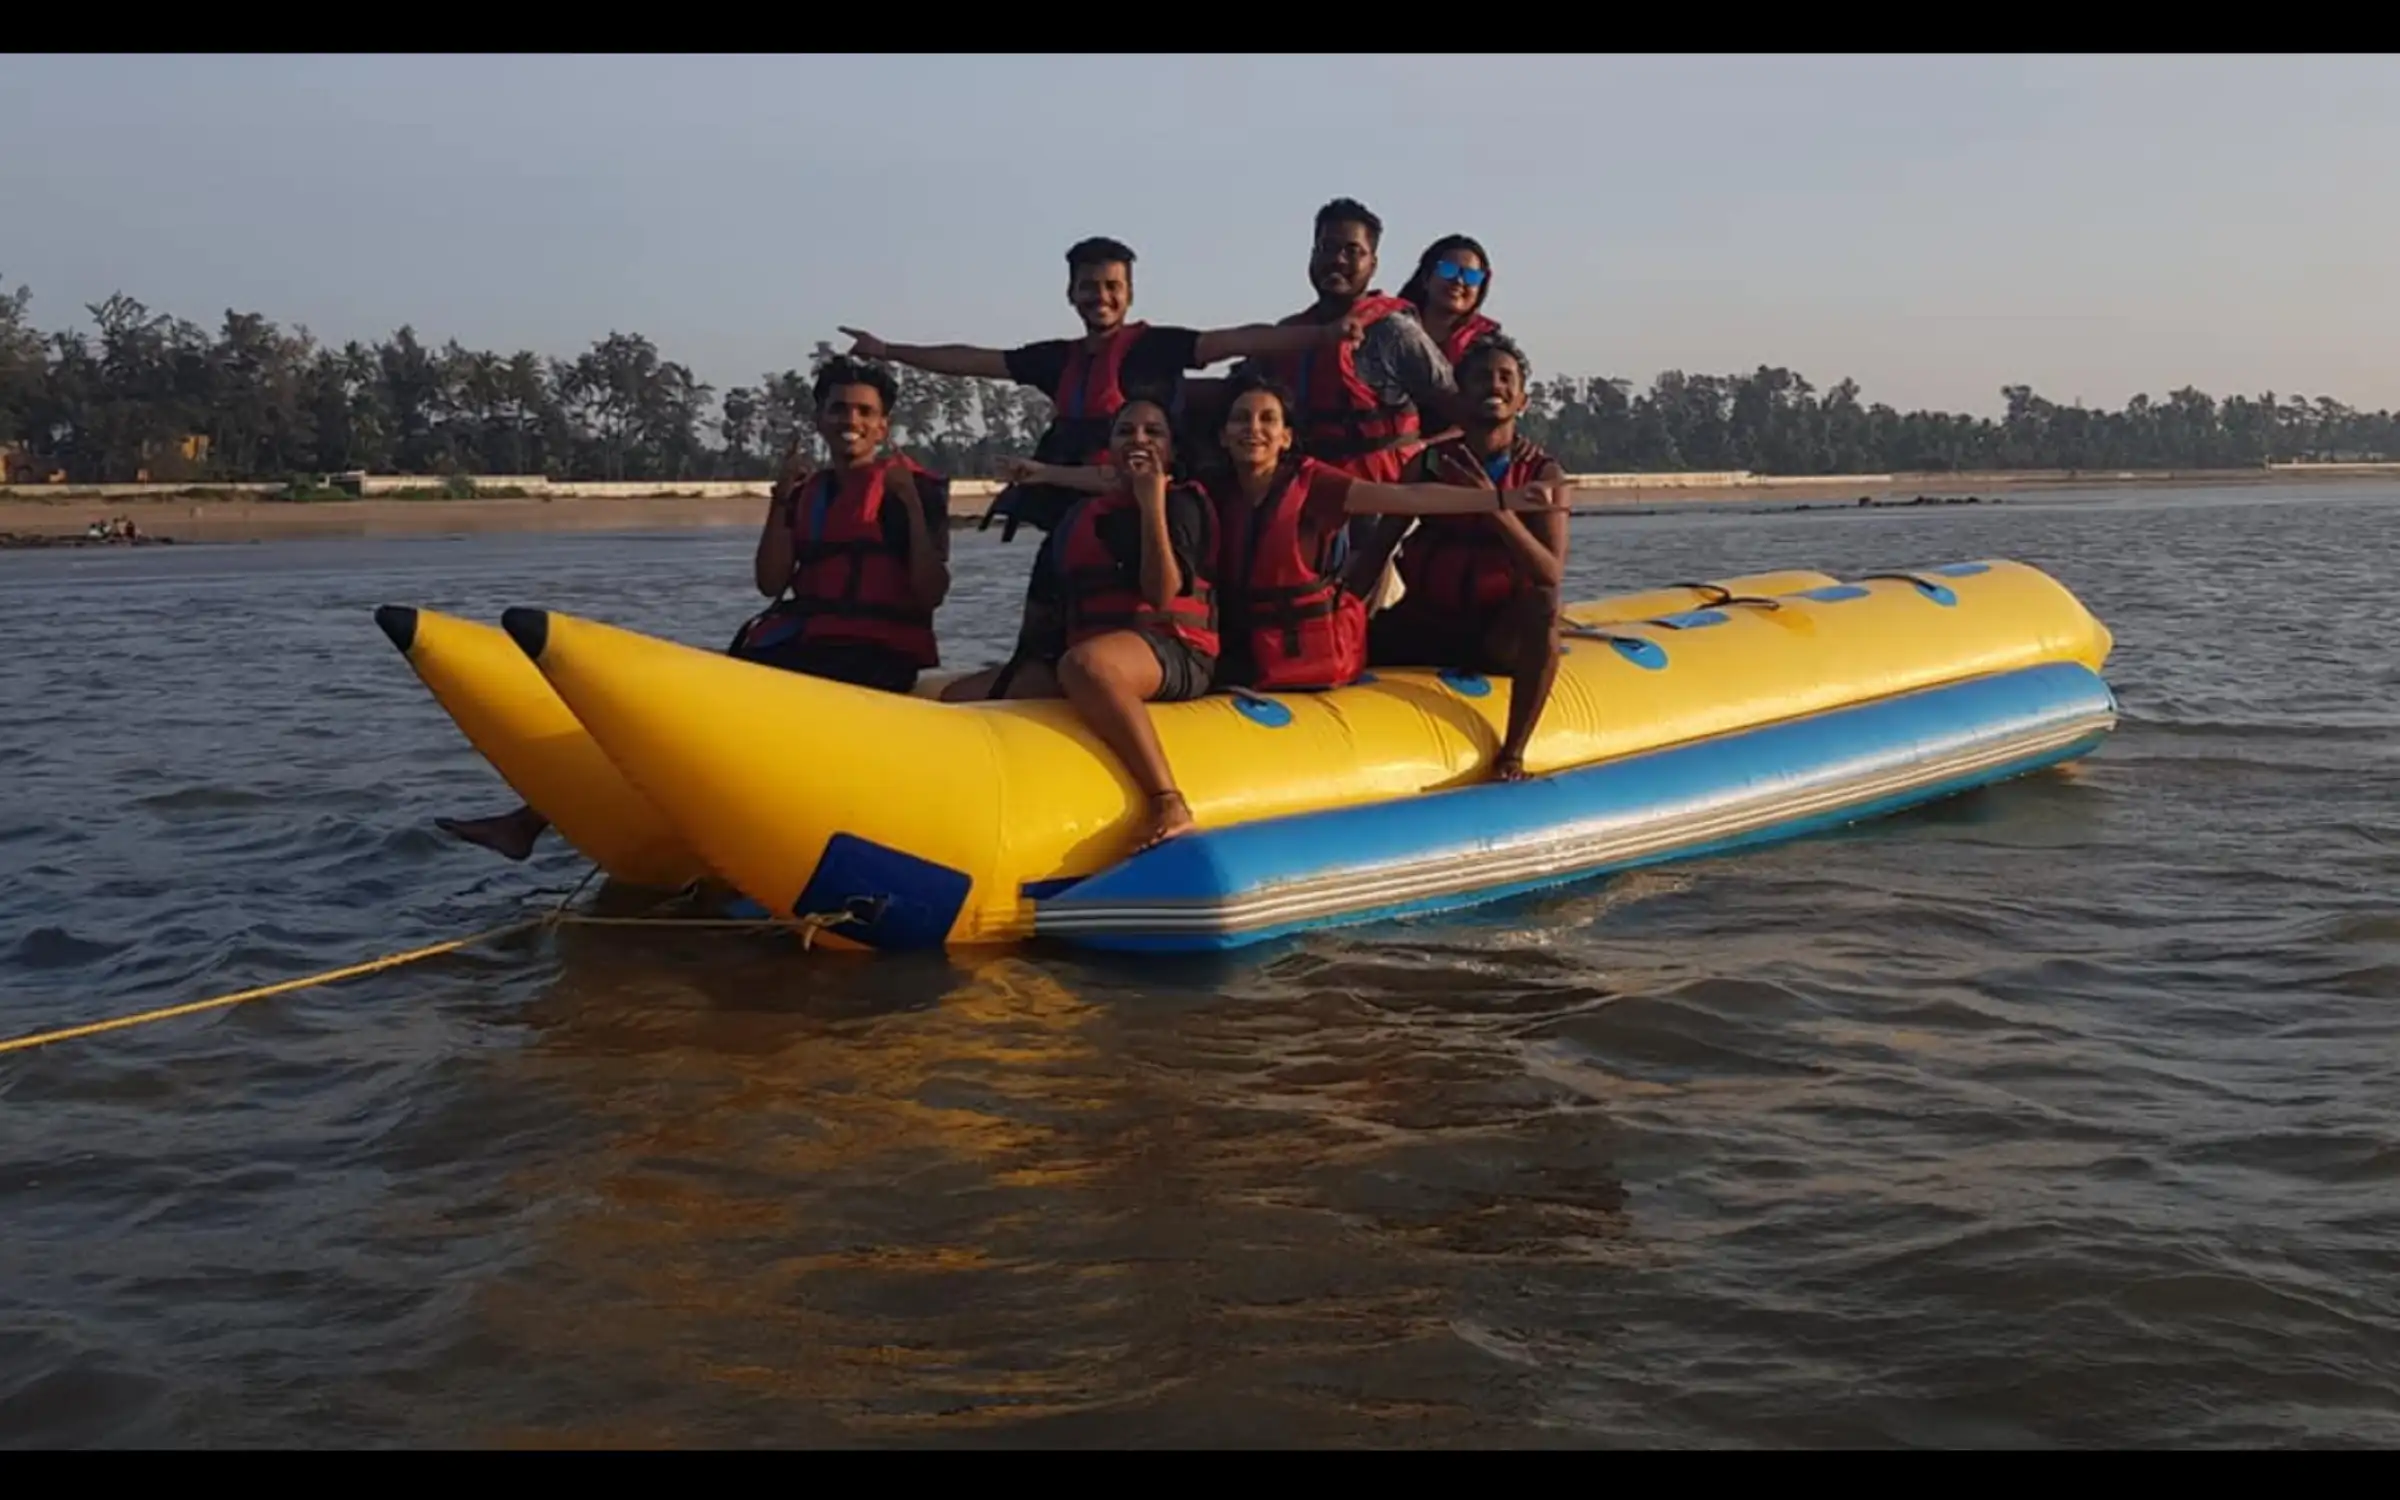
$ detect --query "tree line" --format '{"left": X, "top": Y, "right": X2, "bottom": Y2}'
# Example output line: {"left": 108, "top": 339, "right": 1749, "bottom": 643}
{"left": 2, "top": 277, "right": 2392, "bottom": 487}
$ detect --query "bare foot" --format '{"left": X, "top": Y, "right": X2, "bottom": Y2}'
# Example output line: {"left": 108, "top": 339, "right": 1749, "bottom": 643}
{"left": 1134, "top": 789, "right": 1196, "bottom": 853}
{"left": 435, "top": 806, "right": 548, "bottom": 860}
{"left": 1492, "top": 753, "right": 1529, "bottom": 783}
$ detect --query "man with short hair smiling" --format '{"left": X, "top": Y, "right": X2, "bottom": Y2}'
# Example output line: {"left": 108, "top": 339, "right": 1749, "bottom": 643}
{"left": 841, "top": 235, "right": 1358, "bottom": 537}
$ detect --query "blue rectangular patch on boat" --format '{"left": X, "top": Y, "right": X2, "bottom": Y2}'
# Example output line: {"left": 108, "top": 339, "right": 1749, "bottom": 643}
{"left": 793, "top": 833, "right": 971, "bottom": 951}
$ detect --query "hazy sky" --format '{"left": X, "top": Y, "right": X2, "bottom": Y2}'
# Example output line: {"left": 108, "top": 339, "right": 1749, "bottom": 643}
{"left": 4, "top": 54, "right": 2396, "bottom": 416}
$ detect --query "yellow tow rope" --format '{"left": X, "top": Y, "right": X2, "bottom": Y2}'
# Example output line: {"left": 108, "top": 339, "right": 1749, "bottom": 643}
{"left": 0, "top": 872, "right": 851, "bottom": 1058}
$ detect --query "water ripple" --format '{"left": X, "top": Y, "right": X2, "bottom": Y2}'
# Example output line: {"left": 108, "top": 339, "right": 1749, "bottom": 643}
{"left": 3, "top": 488, "right": 2398, "bottom": 1445}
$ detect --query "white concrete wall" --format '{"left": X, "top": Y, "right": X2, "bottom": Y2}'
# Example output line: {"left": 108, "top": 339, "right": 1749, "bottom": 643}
{"left": 23, "top": 462, "right": 2388, "bottom": 508}
{"left": 0, "top": 481, "right": 288, "bottom": 498}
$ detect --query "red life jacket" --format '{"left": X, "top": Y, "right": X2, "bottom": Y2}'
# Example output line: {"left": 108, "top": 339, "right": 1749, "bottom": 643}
{"left": 1395, "top": 435, "right": 1557, "bottom": 617}
{"left": 1054, "top": 484, "right": 1219, "bottom": 659}
{"left": 1037, "top": 320, "right": 1150, "bottom": 467}
{"left": 1209, "top": 457, "right": 1366, "bottom": 691}
{"left": 1437, "top": 311, "right": 1503, "bottom": 368}
{"left": 768, "top": 455, "right": 942, "bottom": 667}
{"left": 1259, "top": 293, "right": 1423, "bottom": 483}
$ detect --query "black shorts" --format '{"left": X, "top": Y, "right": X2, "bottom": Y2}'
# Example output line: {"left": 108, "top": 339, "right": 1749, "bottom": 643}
{"left": 1366, "top": 598, "right": 1499, "bottom": 674}
{"left": 1012, "top": 628, "right": 1214, "bottom": 703}
{"left": 1139, "top": 630, "right": 1215, "bottom": 703}
{"left": 730, "top": 635, "right": 920, "bottom": 695}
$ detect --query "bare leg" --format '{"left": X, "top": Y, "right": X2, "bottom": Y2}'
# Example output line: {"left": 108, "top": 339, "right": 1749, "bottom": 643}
{"left": 939, "top": 664, "right": 1004, "bottom": 702}
{"left": 993, "top": 659, "right": 1061, "bottom": 699}
{"left": 437, "top": 803, "right": 549, "bottom": 859}
{"left": 1055, "top": 632, "right": 1193, "bottom": 850}
{"left": 942, "top": 653, "right": 1066, "bottom": 701}
{"left": 1484, "top": 585, "right": 1563, "bottom": 781}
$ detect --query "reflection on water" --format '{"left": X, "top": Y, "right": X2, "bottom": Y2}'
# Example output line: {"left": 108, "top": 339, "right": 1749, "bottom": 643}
{"left": 454, "top": 933, "right": 1639, "bottom": 1444}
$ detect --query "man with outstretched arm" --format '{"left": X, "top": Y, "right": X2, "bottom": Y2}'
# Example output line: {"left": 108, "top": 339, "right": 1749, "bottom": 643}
{"left": 1191, "top": 197, "right": 1466, "bottom": 609}
{"left": 839, "top": 234, "right": 1358, "bottom": 537}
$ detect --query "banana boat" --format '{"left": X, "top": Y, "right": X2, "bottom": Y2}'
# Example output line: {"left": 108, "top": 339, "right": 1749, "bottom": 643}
{"left": 1040, "top": 659, "right": 2115, "bottom": 951}
{"left": 374, "top": 604, "right": 705, "bottom": 889}
{"left": 373, "top": 572, "right": 1839, "bottom": 892}
{"left": 471, "top": 558, "right": 2116, "bottom": 953}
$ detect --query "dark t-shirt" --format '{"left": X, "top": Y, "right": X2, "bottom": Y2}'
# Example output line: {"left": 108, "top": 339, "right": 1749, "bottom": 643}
{"left": 1018, "top": 484, "right": 1215, "bottom": 658}
{"left": 992, "top": 327, "right": 1208, "bottom": 535}
{"left": 1002, "top": 325, "right": 1207, "bottom": 409}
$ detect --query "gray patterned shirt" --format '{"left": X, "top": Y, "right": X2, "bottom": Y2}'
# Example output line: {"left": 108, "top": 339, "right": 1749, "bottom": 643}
{"left": 1233, "top": 302, "right": 1458, "bottom": 414}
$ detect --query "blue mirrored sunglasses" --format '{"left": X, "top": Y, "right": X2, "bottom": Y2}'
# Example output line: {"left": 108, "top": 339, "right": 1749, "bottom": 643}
{"left": 1435, "top": 259, "right": 1488, "bottom": 288}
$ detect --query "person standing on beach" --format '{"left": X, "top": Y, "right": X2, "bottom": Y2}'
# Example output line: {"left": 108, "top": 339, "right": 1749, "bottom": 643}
{"left": 837, "top": 235, "right": 1362, "bottom": 540}
{"left": 435, "top": 357, "right": 949, "bottom": 863}
{"left": 1360, "top": 331, "right": 1570, "bottom": 783}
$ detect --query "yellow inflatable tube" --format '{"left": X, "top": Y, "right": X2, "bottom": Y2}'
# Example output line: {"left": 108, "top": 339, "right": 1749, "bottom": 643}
{"left": 497, "top": 559, "right": 2109, "bottom": 949}
{"left": 374, "top": 605, "right": 993, "bottom": 888}
{"left": 375, "top": 573, "right": 1836, "bottom": 892}
{"left": 373, "top": 604, "right": 705, "bottom": 889}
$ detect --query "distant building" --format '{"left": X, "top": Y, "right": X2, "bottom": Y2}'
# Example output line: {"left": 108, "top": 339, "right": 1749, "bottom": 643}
{"left": 0, "top": 443, "right": 65, "bottom": 484}
{"left": 134, "top": 432, "right": 211, "bottom": 483}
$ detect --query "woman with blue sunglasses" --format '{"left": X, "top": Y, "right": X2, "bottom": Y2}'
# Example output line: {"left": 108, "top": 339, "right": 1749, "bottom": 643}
{"left": 1398, "top": 234, "right": 1502, "bottom": 370}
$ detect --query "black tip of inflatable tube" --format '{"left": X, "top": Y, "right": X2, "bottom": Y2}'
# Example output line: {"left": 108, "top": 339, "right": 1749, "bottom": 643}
{"left": 374, "top": 604, "right": 418, "bottom": 653}
{"left": 501, "top": 607, "right": 550, "bottom": 661}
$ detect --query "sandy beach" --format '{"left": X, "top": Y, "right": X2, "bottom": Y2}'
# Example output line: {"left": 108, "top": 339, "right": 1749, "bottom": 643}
{"left": 0, "top": 492, "right": 777, "bottom": 544}
{"left": 3, "top": 464, "right": 2393, "bottom": 545}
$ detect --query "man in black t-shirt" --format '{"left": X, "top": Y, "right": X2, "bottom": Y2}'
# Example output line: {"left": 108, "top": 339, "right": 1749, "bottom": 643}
{"left": 840, "top": 235, "right": 1358, "bottom": 537}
